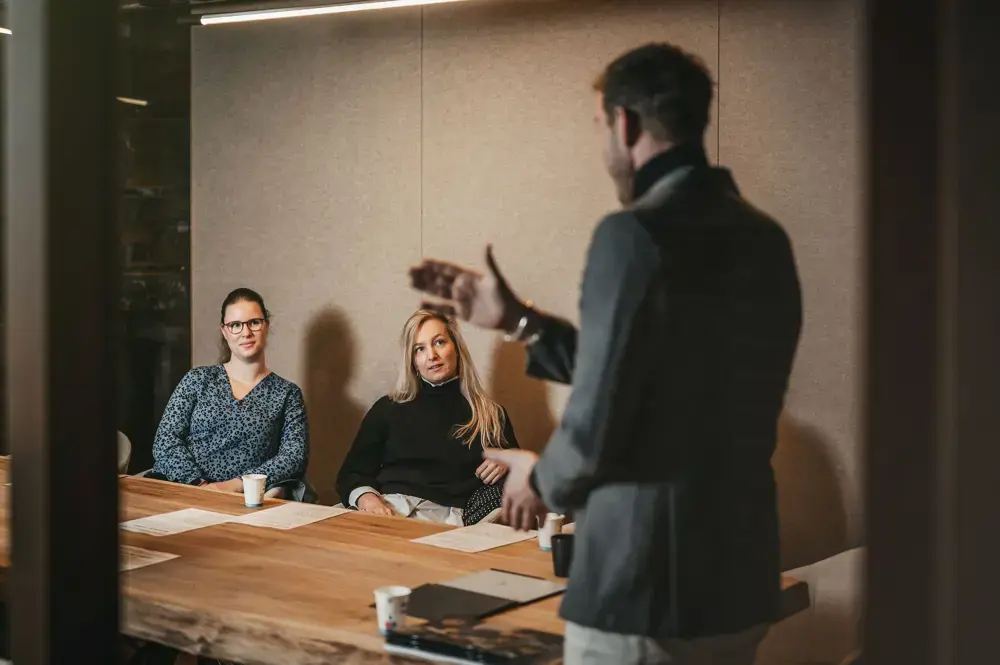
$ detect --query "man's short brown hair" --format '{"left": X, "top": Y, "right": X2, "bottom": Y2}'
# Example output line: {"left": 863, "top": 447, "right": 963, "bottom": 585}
{"left": 593, "top": 43, "right": 714, "bottom": 145}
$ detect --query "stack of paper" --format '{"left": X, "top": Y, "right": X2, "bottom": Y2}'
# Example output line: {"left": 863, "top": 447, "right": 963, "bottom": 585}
{"left": 438, "top": 570, "right": 565, "bottom": 603}
{"left": 120, "top": 508, "right": 235, "bottom": 536}
{"left": 411, "top": 522, "right": 537, "bottom": 553}
{"left": 228, "top": 502, "right": 351, "bottom": 530}
{"left": 120, "top": 503, "right": 353, "bottom": 536}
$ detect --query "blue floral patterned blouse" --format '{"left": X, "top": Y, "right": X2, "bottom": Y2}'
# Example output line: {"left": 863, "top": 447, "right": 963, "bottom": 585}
{"left": 152, "top": 365, "right": 309, "bottom": 487}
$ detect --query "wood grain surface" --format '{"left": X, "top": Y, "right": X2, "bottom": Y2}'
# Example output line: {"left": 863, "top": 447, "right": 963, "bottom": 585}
{"left": 0, "top": 459, "right": 809, "bottom": 663}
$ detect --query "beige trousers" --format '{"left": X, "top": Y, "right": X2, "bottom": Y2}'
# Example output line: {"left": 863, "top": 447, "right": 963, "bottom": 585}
{"left": 563, "top": 622, "right": 768, "bottom": 665}
{"left": 380, "top": 493, "right": 465, "bottom": 526}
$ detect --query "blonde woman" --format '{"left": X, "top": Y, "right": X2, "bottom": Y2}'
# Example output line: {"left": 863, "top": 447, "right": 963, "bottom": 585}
{"left": 336, "top": 310, "right": 519, "bottom": 526}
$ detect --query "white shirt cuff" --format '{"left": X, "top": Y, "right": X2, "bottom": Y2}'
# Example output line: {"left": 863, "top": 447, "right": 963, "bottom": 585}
{"left": 349, "top": 486, "right": 379, "bottom": 508}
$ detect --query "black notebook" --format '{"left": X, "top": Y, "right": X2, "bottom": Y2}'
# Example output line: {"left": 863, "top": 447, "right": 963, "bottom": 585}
{"left": 393, "top": 570, "right": 567, "bottom": 623}
{"left": 407, "top": 583, "right": 517, "bottom": 622}
{"left": 385, "top": 619, "right": 563, "bottom": 664}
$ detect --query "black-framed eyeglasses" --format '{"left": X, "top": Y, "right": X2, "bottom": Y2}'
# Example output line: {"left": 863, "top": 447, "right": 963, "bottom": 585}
{"left": 222, "top": 318, "right": 266, "bottom": 335}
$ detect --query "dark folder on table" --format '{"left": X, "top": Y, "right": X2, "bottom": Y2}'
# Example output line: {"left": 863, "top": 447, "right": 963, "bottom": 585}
{"left": 405, "top": 569, "right": 566, "bottom": 622}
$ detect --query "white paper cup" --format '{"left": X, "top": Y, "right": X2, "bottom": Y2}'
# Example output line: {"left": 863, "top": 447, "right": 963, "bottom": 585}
{"left": 241, "top": 473, "right": 267, "bottom": 508}
{"left": 374, "top": 585, "right": 411, "bottom": 636}
{"left": 537, "top": 512, "right": 565, "bottom": 551}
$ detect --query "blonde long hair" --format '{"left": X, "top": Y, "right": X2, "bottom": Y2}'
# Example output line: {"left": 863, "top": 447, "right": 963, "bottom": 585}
{"left": 389, "top": 310, "right": 509, "bottom": 450}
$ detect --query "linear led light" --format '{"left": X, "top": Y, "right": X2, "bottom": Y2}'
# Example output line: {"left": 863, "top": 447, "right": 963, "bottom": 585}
{"left": 116, "top": 97, "right": 149, "bottom": 107}
{"left": 0, "top": 27, "right": 12, "bottom": 35}
{"left": 200, "top": 0, "right": 475, "bottom": 25}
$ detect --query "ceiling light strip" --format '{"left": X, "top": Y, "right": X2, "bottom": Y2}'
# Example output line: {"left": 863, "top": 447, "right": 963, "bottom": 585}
{"left": 200, "top": 0, "right": 474, "bottom": 26}
{"left": 116, "top": 97, "right": 149, "bottom": 107}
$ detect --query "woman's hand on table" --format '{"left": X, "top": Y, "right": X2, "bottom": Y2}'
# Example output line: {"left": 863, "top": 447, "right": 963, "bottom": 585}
{"left": 203, "top": 478, "right": 244, "bottom": 493}
{"left": 357, "top": 492, "right": 396, "bottom": 517}
{"left": 476, "top": 459, "right": 508, "bottom": 485}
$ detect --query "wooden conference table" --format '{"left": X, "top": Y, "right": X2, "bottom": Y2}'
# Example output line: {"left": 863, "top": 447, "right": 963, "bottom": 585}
{"left": 0, "top": 460, "right": 810, "bottom": 664}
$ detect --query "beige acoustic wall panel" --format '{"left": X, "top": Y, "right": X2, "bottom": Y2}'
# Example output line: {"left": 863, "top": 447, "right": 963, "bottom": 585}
{"left": 421, "top": 0, "right": 720, "bottom": 452}
{"left": 191, "top": 13, "right": 423, "bottom": 502}
{"left": 719, "top": 1, "right": 862, "bottom": 663}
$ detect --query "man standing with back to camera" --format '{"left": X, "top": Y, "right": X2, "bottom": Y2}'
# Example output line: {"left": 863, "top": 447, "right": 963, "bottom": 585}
{"left": 410, "top": 43, "right": 802, "bottom": 664}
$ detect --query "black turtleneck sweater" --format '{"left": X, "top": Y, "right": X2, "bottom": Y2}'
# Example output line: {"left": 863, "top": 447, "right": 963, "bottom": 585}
{"left": 632, "top": 142, "right": 709, "bottom": 201}
{"left": 336, "top": 379, "right": 519, "bottom": 508}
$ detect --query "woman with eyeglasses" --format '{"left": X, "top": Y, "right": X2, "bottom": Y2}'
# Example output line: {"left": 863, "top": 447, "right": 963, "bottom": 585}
{"left": 150, "top": 287, "right": 310, "bottom": 500}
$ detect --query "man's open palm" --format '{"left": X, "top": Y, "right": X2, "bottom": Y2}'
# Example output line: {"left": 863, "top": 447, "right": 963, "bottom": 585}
{"left": 408, "top": 245, "right": 521, "bottom": 331}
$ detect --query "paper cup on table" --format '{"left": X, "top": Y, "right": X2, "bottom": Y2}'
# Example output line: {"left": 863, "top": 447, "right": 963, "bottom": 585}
{"left": 537, "top": 512, "right": 565, "bottom": 551}
{"left": 374, "top": 585, "right": 411, "bottom": 636}
{"left": 241, "top": 473, "right": 267, "bottom": 508}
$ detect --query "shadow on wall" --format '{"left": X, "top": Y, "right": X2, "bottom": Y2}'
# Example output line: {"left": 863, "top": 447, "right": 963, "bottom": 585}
{"left": 302, "top": 307, "right": 366, "bottom": 506}
{"left": 487, "top": 341, "right": 557, "bottom": 454}
{"left": 767, "top": 417, "right": 859, "bottom": 662}
{"left": 774, "top": 412, "right": 851, "bottom": 572}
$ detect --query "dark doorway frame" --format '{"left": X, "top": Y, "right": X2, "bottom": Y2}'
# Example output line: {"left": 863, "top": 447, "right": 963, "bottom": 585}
{"left": 865, "top": 0, "right": 999, "bottom": 663}
{"left": 5, "top": 0, "right": 120, "bottom": 662}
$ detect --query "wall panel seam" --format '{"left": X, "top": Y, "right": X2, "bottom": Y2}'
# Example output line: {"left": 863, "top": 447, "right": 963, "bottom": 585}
{"left": 716, "top": 0, "right": 722, "bottom": 164}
